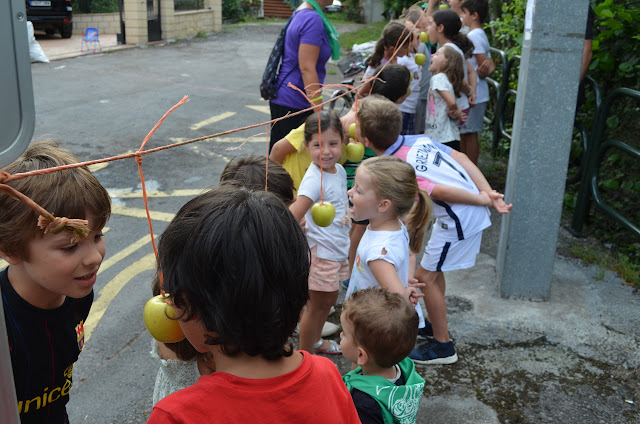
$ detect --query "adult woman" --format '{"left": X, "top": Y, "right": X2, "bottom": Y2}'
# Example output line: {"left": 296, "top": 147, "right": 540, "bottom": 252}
{"left": 268, "top": 0, "right": 339, "bottom": 151}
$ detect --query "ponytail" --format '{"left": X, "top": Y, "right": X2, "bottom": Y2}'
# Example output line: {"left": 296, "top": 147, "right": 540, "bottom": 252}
{"left": 406, "top": 190, "right": 431, "bottom": 254}
{"left": 369, "top": 37, "right": 386, "bottom": 69}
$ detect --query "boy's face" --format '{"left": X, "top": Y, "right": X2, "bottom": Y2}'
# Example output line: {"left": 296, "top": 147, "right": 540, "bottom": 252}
{"left": 3, "top": 211, "right": 105, "bottom": 309}
{"left": 460, "top": 8, "right": 475, "bottom": 27}
{"left": 339, "top": 311, "right": 360, "bottom": 364}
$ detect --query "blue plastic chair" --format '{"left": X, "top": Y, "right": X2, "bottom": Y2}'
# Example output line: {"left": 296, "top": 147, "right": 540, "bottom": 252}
{"left": 81, "top": 27, "right": 102, "bottom": 53}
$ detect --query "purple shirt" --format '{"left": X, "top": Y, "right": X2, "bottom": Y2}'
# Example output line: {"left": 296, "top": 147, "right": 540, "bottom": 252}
{"left": 272, "top": 9, "right": 331, "bottom": 110}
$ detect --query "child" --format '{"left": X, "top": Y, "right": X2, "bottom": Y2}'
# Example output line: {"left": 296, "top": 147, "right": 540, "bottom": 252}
{"left": 459, "top": 0, "right": 494, "bottom": 164}
{"left": 341, "top": 288, "right": 425, "bottom": 424}
{"left": 346, "top": 156, "right": 430, "bottom": 314}
{"left": 398, "top": 6, "right": 428, "bottom": 135}
{"left": 0, "top": 141, "right": 111, "bottom": 424}
{"left": 270, "top": 64, "right": 412, "bottom": 193}
{"left": 427, "top": 9, "right": 477, "bottom": 133}
{"left": 148, "top": 185, "right": 360, "bottom": 422}
{"left": 425, "top": 45, "right": 467, "bottom": 151}
{"left": 364, "top": 21, "right": 413, "bottom": 78}
{"left": 356, "top": 96, "right": 512, "bottom": 365}
{"left": 150, "top": 155, "right": 297, "bottom": 404}
{"left": 289, "top": 111, "right": 350, "bottom": 355}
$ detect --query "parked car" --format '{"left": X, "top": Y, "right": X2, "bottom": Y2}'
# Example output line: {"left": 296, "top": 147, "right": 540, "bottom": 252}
{"left": 325, "top": 0, "right": 342, "bottom": 13}
{"left": 26, "top": 0, "right": 73, "bottom": 38}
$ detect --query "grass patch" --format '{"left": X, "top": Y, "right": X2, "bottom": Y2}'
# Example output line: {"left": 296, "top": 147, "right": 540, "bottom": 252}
{"left": 195, "top": 31, "right": 207, "bottom": 39}
{"left": 569, "top": 244, "right": 639, "bottom": 289}
{"left": 338, "top": 21, "right": 385, "bottom": 52}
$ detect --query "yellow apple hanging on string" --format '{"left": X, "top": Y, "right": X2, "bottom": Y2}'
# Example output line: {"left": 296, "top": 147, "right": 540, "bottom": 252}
{"left": 143, "top": 294, "right": 185, "bottom": 343}
{"left": 346, "top": 142, "right": 365, "bottom": 163}
{"left": 419, "top": 32, "right": 429, "bottom": 43}
{"left": 439, "top": 2, "right": 448, "bottom": 9}
{"left": 311, "top": 202, "right": 335, "bottom": 227}
{"left": 348, "top": 122, "right": 357, "bottom": 140}
{"left": 415, "top": 53, "right": 426, "bottom": 66}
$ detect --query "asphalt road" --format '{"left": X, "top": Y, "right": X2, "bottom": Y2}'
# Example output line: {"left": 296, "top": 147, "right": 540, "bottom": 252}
{"left": 29, "top": 23, "right": 345, "bottom": 423}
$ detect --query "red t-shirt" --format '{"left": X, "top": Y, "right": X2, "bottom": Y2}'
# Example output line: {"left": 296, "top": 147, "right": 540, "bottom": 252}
{"left": 148, "top": 351, "right": 361, "bottom": 424}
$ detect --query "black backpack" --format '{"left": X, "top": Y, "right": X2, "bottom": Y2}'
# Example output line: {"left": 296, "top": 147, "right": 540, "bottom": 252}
{"left": 260, "top": 15, "right": 295, "bottom": 101}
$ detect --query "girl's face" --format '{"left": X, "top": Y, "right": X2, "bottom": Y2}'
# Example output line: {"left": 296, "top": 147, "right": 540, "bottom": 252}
{"left": 384, "top": 42, "right": 410, "bottom": 62}
{"left": 306, "top": 128, "right": 342, "bottom": 172}
{"left": 429, "top": 48, "right": 447, "bottom": 73}
{"left": 426, "top": 16, "right": 443, "bottom": 45}
{"left": 348, "top": 167, "right": 382, "bottom": 222}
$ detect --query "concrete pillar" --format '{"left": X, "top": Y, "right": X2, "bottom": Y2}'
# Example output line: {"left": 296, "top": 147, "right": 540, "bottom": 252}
{"left": 206, "top": 0, "right": 222, "bottom": 32}
{"left": 496, "top": 0, "right": 589, "bottom": 300}
{"left": 124, "top": 0, "right": 148, "bottom": 44}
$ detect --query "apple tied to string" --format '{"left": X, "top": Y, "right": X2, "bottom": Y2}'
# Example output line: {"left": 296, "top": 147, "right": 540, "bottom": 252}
{"left": 419, "top": 32, "right": 429, "bottom": 43}
{"left": 143, "top": 293, "right": 186, "bottom": 343}
{"left": 346, "top": 123, "right": 365, "bottom": 163}
{"left": 311, "top": 201, "right": 336, "bottom": 227}
{"left": 415, "top": 54, "right": 426, "bottom": 66}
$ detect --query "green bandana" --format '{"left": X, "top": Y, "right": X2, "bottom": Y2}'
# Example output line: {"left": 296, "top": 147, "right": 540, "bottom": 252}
{"left": 343, "top": 357, "right": 425, "bottom": 424}
{"left": 305, "top": 0, "right": 340, "bottom": 60}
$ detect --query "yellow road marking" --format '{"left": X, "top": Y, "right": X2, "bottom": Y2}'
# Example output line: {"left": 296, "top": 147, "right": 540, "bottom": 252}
{"left": 99, "top": 234, "right": 153, "bottom": 275}
{"left": 88, "top": 163, "right": 109, "bottom": 173}
{"left": 246, "top": 105, "right": 270, "bottom": 114}
{"left": 109, "top": 188, "right": 204, "bottom": 199}
{"left": 190, "top": 112, "right": 236, "bottom": 131}
{"left": 0, "top": 259, "right": 6, "bottom": 269}
{"left": 111, "top": 204, "right": 175, "bottom": 222}
{"left": 85, "top": 253, "right": 157, "bottom": 342}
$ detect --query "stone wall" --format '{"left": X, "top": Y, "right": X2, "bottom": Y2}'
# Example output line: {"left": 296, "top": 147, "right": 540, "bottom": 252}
{"left": 161, "top": 0, "right": 221, "bottom": 40}
{"left": 73, "top": 13, "right": 121, "bottom": 35}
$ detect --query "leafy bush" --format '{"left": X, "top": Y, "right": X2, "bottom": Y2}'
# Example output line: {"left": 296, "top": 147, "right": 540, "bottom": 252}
{"left": 72, "top": 0, "right": 118, "bottom": 14}
{"left": 222, "top": 0, "right": 244, "bottom": 21}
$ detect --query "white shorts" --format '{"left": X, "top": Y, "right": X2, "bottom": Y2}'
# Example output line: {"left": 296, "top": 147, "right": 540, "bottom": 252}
{"left": 460, "top": 102, "right": 487, "bottom": 134}
{"left": 420, "top": 230, "right": 482, "bottom": 272}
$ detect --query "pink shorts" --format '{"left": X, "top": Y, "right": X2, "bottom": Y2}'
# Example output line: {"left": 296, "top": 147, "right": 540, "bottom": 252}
{"left": 309, "top": 245, "right": 349, "bottom": 292}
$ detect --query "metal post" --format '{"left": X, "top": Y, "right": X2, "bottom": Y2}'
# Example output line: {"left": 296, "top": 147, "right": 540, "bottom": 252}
{"left": 496, "top": 0, "right": 590, "bottom": 299}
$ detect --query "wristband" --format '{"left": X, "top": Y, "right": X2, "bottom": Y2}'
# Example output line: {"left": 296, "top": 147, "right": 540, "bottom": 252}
{"left": 311, "top": 95, "right": 323, "bottom": 103}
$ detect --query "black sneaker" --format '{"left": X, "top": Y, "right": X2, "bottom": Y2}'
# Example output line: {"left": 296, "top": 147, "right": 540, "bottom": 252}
{"left": 417, "top": 325, "right": 433, "bottom": 340}
{"left": 409, "top": 339, "right": 458, "bottom": 365}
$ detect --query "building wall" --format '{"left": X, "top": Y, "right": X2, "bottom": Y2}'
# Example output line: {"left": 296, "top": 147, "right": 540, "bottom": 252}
{"left": 73, "top": 0, "right": 221, "bottom": 44}
{"left": 73, "top": 13, "right": 121, "bottom": 35}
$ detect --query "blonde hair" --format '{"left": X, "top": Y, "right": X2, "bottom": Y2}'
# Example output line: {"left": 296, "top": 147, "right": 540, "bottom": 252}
{"left": 359, "top": 156, "right": 431, "bottom": 253}
{"left": 438, "top": 45, "right": 466, "bottom": 98}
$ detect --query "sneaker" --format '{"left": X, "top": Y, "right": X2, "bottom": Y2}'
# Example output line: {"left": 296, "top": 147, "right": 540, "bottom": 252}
{"left": 417, "top": 323, "right": 433, "bottom": 340}
{"left": 321, "top": 321, "right": 340, "bottom": 337}
{"left": 409, "top": 339, "right": 458, "bottom": 365}
{"left": 313, "top": 339, "right": 342, "bottom": 355}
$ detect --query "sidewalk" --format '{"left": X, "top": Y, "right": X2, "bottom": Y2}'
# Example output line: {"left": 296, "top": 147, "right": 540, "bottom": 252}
{"left": 35, "top": 32, "right": 134, "bottom": 61}
{"left": 327, "top": 212, "right": 640, "bottom": 423}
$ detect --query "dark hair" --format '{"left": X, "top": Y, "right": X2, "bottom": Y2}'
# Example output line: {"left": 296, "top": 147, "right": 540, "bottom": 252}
{"left": 220, "top": 155, "right": 295, "bottom": 205}
{"left": 343, "top": 288, "right": 418, "bottom": 368}
{"left": 461, "top": 0, "right": 489, "bottom": 23}
{"left": 158, "top": 185, "right": 310, "bottom": 360}
{"left": 0, "top": 140, "right": 111, "bottom": 260}
{"left": 371, "top": 64, "right": 411, "bottom": 103}
{"left": 357, "top": 94, "right": 403, "bottom": 150}
{"left": 369, "top": 21, "right": 413, "bottom": 68}
{"left": 433, "top": 9, "right": 474, "bottom": 58}
{"left": 303, "top": 110, "right": 344, "bottom": 143}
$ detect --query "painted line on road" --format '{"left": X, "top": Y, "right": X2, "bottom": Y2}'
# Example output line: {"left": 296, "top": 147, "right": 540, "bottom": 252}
{"left": 111, "top": 204, "right": 176, "bottom": 222}
{"left": 108, "top": 188, "right": 204, "bottom": 199}
{"left": 98, "top": 234, "right": 154, "bottom": 275}
{"left": 246, "top": 105, "right": 270, "bottom": 115}
{"left": 190, "top": 112, "right": 236, "bottom": 131}
{"left": 85, "top": 253, "right": 157, "bottom": 342}
{"left": 0, "top": 259, "right": 6, "bottom": 269}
